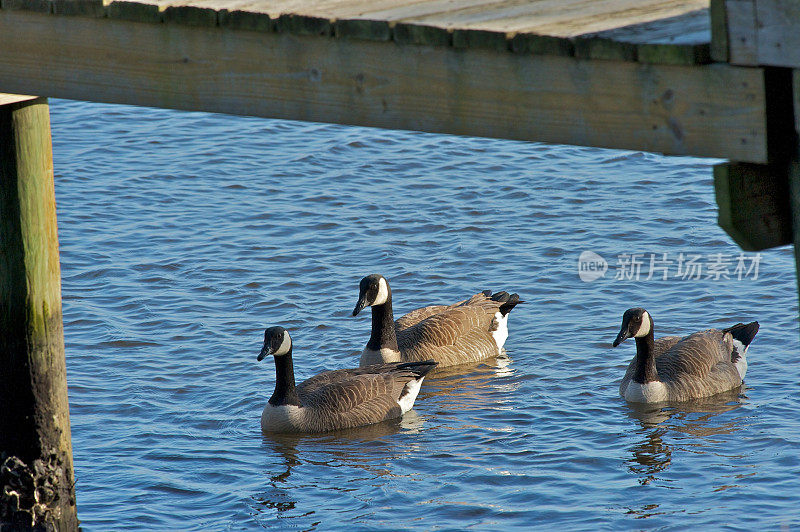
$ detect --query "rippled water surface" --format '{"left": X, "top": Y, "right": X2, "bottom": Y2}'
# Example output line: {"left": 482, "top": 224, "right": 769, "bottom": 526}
{"left": 50, "top": 99, "right": 800, "bottom": 530}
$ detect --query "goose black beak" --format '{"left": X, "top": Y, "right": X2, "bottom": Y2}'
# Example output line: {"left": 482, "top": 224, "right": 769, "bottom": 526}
{"left": 352, "top": 296, "right": 368, "bottom": 317}
{"left": 612, "top": 329, "right": 629, "bottom": 348}
{"left": 257, "top": 344, "right": 272, "bottom": 361}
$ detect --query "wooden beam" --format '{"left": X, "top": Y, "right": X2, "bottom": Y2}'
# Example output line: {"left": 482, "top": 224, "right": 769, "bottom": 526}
{"left": 790, "top": 160, "right": 800, "bottom": 318}
{"left": 714, "top": 162, "right": 792, "bottom": 250}
{"left": 0, "top": 10, "right": 770, "bottom": 162}
{"left": 725, "top": 0, "right": 759, "bottom": 65}
{"left": 710, "top": 0, "right": 729, "bottom": 62}
{"left": 723, "top": 0, "right": 800, "bottom": 68}
{"left": 0, "top": 96, "right": 78, "bottom": 529}
{"left": 755, "top": 0, "right": 800, "bottom": 68}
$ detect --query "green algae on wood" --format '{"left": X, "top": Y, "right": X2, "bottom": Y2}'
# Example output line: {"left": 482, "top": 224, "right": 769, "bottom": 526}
{"left": 0, "top": 96, "right": 78, "bottom": 530}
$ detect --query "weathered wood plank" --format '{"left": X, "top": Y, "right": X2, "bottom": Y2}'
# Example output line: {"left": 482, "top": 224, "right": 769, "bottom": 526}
{"left": 578, "top": 8, "right": 711, "bottom": 64}
{"left": 0, "top": 0, "right": 51, "bottom": 12}
{"left": 106, "top": 0, "right": 160, "bottom": 22}
{"left": 755, "top": 0, "right": 800, "bottom": 68}
{"left": 0, "top": 96, "right": 78, "bottom": 530}
{"left": 0, "top": 9, "right": 769, "bottom": 162}
{"left": 162, "top": 4, "right": 219, "bottom": 26}
{"left": 374, "top": 0, "right": 707, "bottom": 35}
{"left": 275, "top": 13, "right": 331, "bottom": 36}
{"left": 573, "top": 36, "right": 637, "bottom": 62}
{"left": 709, "top": 0, "right": 728, "bottom": 62}
{"left": 726, "top": 0, "right": 759, "bottom": 65}
{"left": 0, "top": 94, "right": 38, "bottom": 105}
{"left": 794, "top": 69, "right": 800, "bottom": 140}
{"left": 0, "top": 0, "right": 716, "bottom": 66}
{"left": 714, "top": 162, "right": 792, "bottom": 250}
{"left": 723, "top": 0, "right": 800, "bottom": 68}
{"left": 335, "top": 18, "right": 392, "bottom": 41}
{"left": 452, "top": 28, "right": 509, "bottom": 51}
{"left": 509, "top": 31, "right": 572, "bottom": 56}
{"left": 218, "top": 7, "right": 273, "bottom": 32}
{"left": 392, "top": 22, "right": 451, "bottom": 46}
{"left": 638, "top": 42, "right": 710, "bottom": 65}
{"left": 789, "top": 160, "right": 800, "bottom": 315}
{"left": 51, "top": 0, "right": 104, "bottom": 16}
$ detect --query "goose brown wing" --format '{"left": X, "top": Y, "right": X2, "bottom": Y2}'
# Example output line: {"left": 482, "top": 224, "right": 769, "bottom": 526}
{"left": 656, "top": 329, "right": 733, "bottom": 382}
{"left": 394, "top": 291, "right": 492, "bottom": 331}
{"left": 297, "top": 365, "right": 417, "bottom": 413}
{"left": 395, "top": 305, "right": 451, "bottom": 331}
{"left": 396, "top": 298, "right": 502, "bottom": 365}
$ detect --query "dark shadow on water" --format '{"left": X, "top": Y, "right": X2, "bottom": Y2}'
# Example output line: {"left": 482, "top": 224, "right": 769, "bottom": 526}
{"left": 623, "top": 386, "right": 747, "bottom": 490}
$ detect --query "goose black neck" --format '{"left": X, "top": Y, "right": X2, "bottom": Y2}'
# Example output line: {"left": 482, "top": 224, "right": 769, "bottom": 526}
{"left": 367, "top": 296, "right": 399, "bottom": 352}
{"left": 269, "top": 350, "right": 301, "bottom": 406}
{"left": 632, "top": 332, "right": 658, "bottom": 384}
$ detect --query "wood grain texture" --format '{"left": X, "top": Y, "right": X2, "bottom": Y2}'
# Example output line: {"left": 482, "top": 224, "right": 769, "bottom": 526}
{"left": 726, "top": 0, "right": 759, "bottom": 65}
{"left": 717, "top": 0, "right": 800, "bottom": 67}
{"left": 714, "top": 162, "right": 792, "bottom": 250}
{"left": 0, "top": 97, "right": 78, "bottom": 529}
{"left": 790, "top": 159, "right": 800, "bottom": 313}
{"left": 0, "top": 93, "right": 38, "bottom": 105}
{"left": 52, "top": 0, "right": 104, "bottom": 16}
{"left": 0, "top": 10, "right": 768, "bottom": 162}
{"left": 754, "top": 0, "right": 800, "bottom": 68}
{"left": 709, "top": 0, "right": 728, "bottom": 61}
{"left": 0, "top": 0, "right": 713, "bottom": 65}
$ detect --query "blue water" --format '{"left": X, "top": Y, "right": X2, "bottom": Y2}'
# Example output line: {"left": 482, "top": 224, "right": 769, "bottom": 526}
{"left": 49, "top": 99, "right": 800, "bottom": 530}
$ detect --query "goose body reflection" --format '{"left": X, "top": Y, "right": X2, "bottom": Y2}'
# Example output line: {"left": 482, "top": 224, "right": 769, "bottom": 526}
{"left": 258, "top": 326, "right": 436, "bottom": 433}
{"left": 624, "top": 387, "right": 747, "bottom": 488}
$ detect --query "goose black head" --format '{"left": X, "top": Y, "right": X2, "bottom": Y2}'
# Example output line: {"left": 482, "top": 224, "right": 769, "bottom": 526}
{"left": 352, "top": 274, "right": 390, "bottom": 316}
{"left": 258, "top": 326, "right": 293, "bottom": 361}
{"left": 613, "top": 307, "right": 652, "bottom": 347}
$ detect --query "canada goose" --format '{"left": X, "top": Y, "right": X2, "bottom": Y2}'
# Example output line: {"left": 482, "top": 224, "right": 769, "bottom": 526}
{"left": 352, "top": 274, "right": 522, "bottom": 368}
{"left": 258, "top": 326, "right": 437, "bottom": 433}
{"left": 612, "top": 308, "right": 759, "bottom": 403}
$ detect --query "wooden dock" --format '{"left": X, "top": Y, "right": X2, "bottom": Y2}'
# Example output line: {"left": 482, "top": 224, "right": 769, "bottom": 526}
{"left": 0, "top": 0, "right": 772, "bottom": 162}
{"left": 2, "top": 0, "right": 800, "bottom": 528}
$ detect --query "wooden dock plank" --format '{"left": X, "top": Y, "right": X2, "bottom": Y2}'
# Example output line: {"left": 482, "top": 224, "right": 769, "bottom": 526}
{"left": 715, "top": 162, "right": 792, "bottom": 250}
{"left": 0, "top": 93, "right": 39, "bottom": 106}
{"left": 709, "top": 0, "right": 728, "bottom": 61}
{"left": 0, "top": 9, "right": 767, "bottom": 162}
{"left": 726, "top": 0, "right": 759, "bottom": 65}
{"left": 754, "top": 0, "right": 800, "bottom": 68}
{"left": 0, "top": 0, "right": 716, "bottom": 64}
{"left": 385, "top": 0, "right": 707, "bottom": 34}
{"left": 720, "top": 0, "right": 800, "bottom": 68}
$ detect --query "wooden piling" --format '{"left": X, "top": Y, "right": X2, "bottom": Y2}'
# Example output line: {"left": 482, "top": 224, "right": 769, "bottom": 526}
{"left": 0, "top": 95, "right": 78, "bottom": 530}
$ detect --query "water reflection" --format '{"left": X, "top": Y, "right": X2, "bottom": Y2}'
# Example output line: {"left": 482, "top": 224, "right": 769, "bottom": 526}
{"left": 625, "top": 387, "right": 747, "bottom": 488}
{"left": 252, "top": 410, "right": 429, "bottom": 522}
{"left": 420, "top": 354, "right": 516, "bottom": 409}
{"left": 250, "top": 358, "right": 515, "bottom": 523}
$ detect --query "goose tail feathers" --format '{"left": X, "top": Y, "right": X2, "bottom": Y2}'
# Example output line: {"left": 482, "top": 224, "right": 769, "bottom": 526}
{"left": 490, "top": 291, "right": 523, "bottom": 316}
{"left": 724, "top": 321, "right": 760, "bottom": 348}
{"left": 397, "top": 360, "right": 438, "bottom": 378}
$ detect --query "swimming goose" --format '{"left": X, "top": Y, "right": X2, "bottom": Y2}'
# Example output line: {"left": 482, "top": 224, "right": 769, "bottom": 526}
{"left": 258, "top": 326, "right": 437, "bottom": 433}
{"left": 352, "top": 274, "right": 522, "bottom": 368}
{"left": 612, "top": 308, "right": 759, "bottom": 403}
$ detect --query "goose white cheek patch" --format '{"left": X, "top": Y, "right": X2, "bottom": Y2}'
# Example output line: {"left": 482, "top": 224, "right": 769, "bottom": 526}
{"left": 372, "top": 277, "right": 389, "bottom": 306}
{"left": 274, "top": 330, "right": 292, "bottom": 356}
{"left": 634, "top": 312, "right": 651, "bottom": 338}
